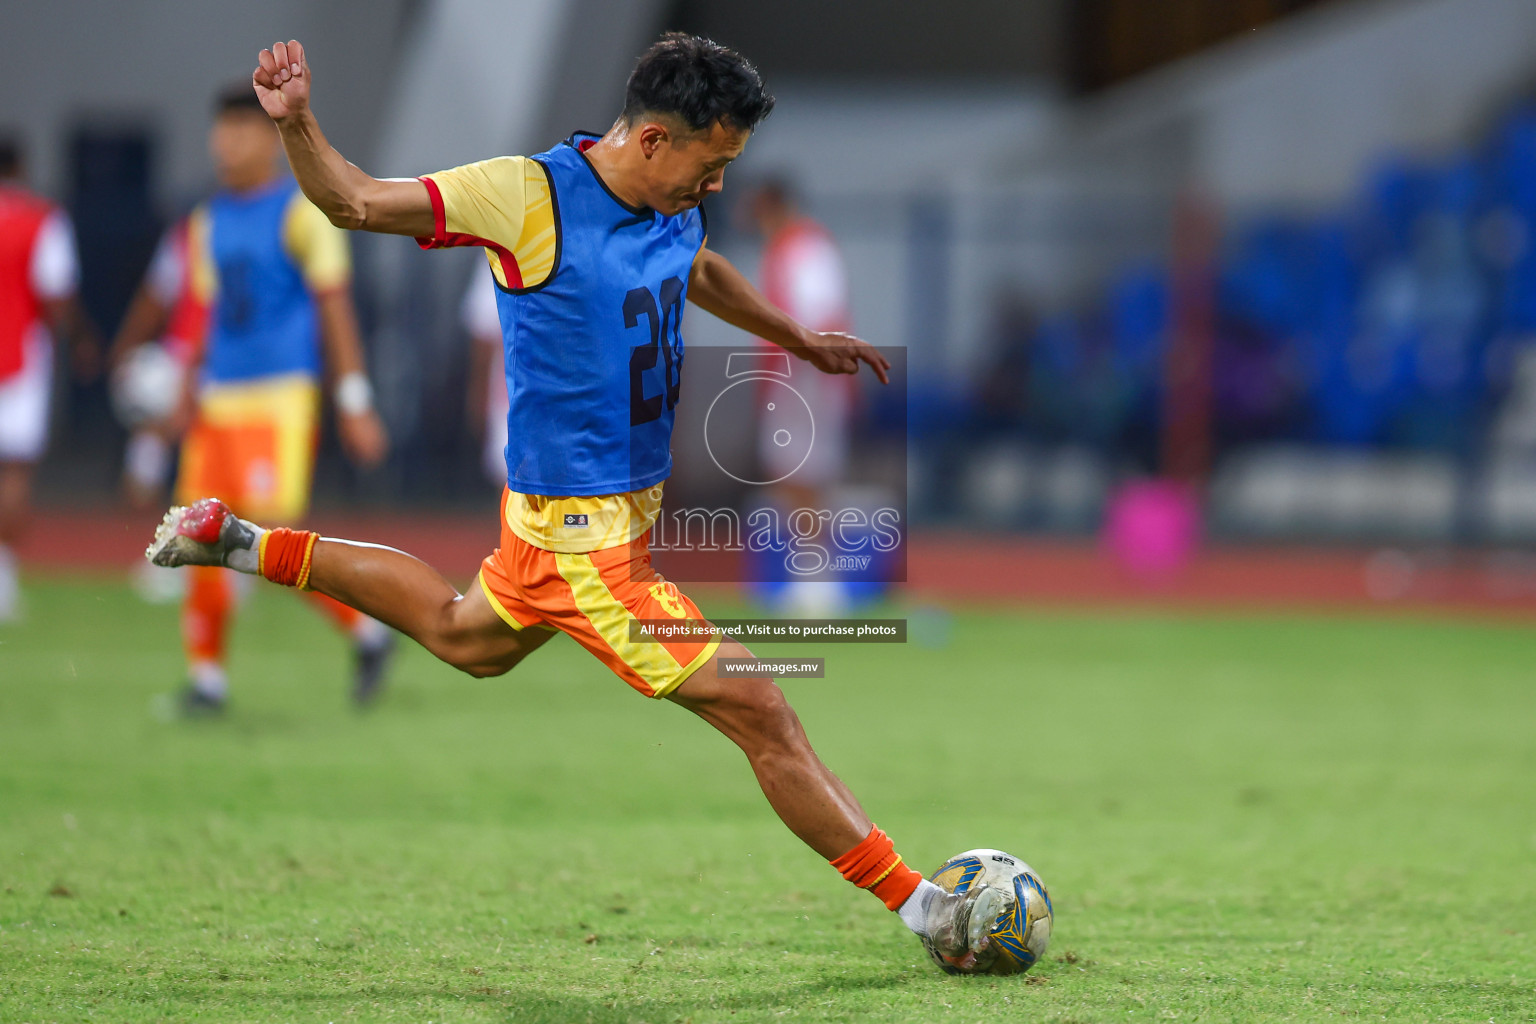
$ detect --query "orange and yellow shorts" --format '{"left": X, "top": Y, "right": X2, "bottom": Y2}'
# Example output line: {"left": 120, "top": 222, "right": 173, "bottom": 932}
{"left": 477, "top": 491, "right": 722, "bottom": 699}
{"left": 175, "top": 375, "right": 319, "bottom": 524}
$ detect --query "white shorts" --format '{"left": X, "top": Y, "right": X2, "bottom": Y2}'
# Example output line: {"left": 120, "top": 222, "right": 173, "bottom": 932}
{"left": 0, "top": 329, "right": 52, "bottom": 463}
{"left": 759, "top": 369, "right": 850, "bottom": 488}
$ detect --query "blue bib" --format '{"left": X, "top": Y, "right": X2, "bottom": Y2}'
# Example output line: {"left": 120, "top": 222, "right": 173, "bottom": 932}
{"left": 202, "top": 179, "right": 321, "bottom": 384}
{"left": 494, "top": 133, "right": 706, "bottom": 496}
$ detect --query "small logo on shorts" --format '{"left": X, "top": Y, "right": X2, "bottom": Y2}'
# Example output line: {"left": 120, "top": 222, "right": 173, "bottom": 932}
{"left": 648, "top": 581, "right": 689, "bottom": 618}
{"left": 563, "top": 513, "right": 589, "bottom": 527}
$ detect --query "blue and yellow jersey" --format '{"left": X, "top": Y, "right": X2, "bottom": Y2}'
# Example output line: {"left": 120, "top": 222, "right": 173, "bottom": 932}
{"left": 177, "top": 179, "right": 343, "bottom": 521}
{"left": 187, "top": 178, "right": 350, "bottom": 387}
{"left": 418, "top": 156, "right": 558, "bottom": 291}
{"left": 418, "top": 134, "right": 707, "bottom": 553}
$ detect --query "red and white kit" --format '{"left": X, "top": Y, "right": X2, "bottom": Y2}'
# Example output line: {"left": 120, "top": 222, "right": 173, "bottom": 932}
{"left": 461, "top": 259, "right": 509, "bottom": 488}
{"left": 0, "top": 185, "right": 78, "bottom": 462}
{"left": 757, "top": 217, "right": 853, "bottom": 485}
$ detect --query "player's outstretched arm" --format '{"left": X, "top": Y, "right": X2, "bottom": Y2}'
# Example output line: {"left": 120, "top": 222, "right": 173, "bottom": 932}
{"left": 254, "top": 40, "right": 432, "bottom": 237}
{"left": 689, "top": 248, "right": 890, "bottom": 384}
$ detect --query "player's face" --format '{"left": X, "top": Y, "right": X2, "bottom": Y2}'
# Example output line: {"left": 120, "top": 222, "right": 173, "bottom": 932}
{"left": 209, "top": 111, "right": 280, "bottom": 190}
{"left": 743, "top": 188, "right": 787, "bottom": 237}
{"left": 648, "top": 121, "right": 748, "bottom": 216}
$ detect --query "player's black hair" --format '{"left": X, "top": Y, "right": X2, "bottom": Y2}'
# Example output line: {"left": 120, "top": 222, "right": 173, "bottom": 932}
{"left": 214, "top": 82, "right": 266, "bottom": 117}
{"left": 623, "top": 32, "right": 774, "bottom": 135}
{"left": 0, "top": 133, "right": 20, "bottom": 178}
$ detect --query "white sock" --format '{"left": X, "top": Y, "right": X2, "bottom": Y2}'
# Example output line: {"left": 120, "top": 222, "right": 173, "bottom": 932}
{"left": 189, "top": 660, "right": 228, "bottom": 700}
{"left": 897, "top": 878, "right": 944, "bottom": 936}
{"left": 0, "top": 544, "right": 17, "bottom": 621}
{"left": 124, "top": 431, "right": 172, "bottom": 492}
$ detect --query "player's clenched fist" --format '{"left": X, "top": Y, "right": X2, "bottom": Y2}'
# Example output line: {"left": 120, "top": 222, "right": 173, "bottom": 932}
{"left": 252, "top": 39, "right": 310, "bottom": 122}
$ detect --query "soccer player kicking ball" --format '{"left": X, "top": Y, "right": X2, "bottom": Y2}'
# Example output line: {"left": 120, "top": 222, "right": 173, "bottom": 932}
{"left": 148, "top": 33, "right": 998, "bottom": 968}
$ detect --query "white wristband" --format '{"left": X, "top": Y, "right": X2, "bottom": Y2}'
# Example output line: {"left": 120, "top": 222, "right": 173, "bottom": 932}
{"left": 335, "top": 372, "right": 374, "bottom": 415}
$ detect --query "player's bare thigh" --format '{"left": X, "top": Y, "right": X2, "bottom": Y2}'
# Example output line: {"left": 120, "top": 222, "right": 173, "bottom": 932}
{"left": 443, "top": 581, "right": 557, "bottom": 677}
{"left": 305, "top": 536, "right": 555, "bottom": 676}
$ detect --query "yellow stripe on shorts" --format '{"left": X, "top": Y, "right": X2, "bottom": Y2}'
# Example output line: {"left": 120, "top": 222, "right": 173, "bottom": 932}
{"left": 476, "top": 571, "right": 529, "bottom": 631}
{"left": 553, "top": 553, "right": 719, "bottom": 698}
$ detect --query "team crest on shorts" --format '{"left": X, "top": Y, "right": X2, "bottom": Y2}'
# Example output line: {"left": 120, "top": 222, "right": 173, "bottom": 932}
{"left": 563, "top": 513, "right": 589, "bottom": 527}
{"left": 648, "top": 581, "right": 688, "bottom": 618}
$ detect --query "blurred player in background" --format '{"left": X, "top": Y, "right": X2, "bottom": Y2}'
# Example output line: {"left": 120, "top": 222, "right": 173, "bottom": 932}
{"left": 0, "top": 135, "right": 94, "bottom": 623}
{"left": 151, "top": 86, "right": 393, "bottom": 713}
{"left": 460, "top": 260, "right": 508, "bottom": 490}
{"left": 743, "top": 178, "right": 856, "bottom": 615}
{"left": 110, "top": 215, "right": 208, "bottom": 510}
{"left": 150, "top": 36, "right": 1000, "bottom": 969}
{"left": 109, "top": 214, "right": 209, "bottom": 603}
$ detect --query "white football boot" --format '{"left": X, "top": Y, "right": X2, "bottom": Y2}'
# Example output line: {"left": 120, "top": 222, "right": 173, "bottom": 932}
{"left": 922, "top": 884, "right": 1008, "bottom": 973}
{"left": 145, "top": 498, "right": 262, "bottom": 573}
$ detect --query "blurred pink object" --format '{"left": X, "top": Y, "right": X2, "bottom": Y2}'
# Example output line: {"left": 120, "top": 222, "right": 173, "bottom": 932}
{"left": 1104, "top": 480, "right": 1201, "bottom": 579}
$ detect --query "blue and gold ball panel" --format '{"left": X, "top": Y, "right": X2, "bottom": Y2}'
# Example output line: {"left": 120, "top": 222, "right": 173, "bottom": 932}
{"left": 926, "top": 848, "right": 1053, "bottom": 977}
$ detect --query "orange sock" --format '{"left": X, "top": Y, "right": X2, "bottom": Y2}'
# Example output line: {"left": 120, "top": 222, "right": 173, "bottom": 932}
{"left": 183, "top": 565, "right": 231, "bottom": 665}
{"left": 830, "top": 825, "right": 924, "bottom": 911}
{"left": 305, "top": 590, "right": 362, "bottom": 632}
{"left": 259, "top": 528, "right": 318, "bottom": 589}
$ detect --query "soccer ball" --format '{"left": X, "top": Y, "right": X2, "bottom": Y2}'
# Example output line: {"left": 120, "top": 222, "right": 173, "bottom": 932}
{"left": 111, "top": 343, "right": 184, "bottom": 429}
{"left": 922, "top": 849, "right": 1052, "bottom": 976}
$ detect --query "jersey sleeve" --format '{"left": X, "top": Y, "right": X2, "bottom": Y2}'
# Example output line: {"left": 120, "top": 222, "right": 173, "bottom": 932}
{"left": 185, "top": 204, "right": 216, "bottom": 305}
{"left": 282, "top": 195, "right": 352, "bottom": 293}
{"left": 144, "top": 223, "right": 186, "bottom": 306}
{"left": 29, "top": 209, "right": 80, "bottom": 300}
{"left": 417, "top": 156, "right": 557, "bottom": 291}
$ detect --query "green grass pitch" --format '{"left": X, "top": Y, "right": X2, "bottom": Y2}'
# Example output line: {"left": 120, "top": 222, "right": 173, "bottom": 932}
{"left": 1, "top": 577, "right": 1533, "bottom": 1022}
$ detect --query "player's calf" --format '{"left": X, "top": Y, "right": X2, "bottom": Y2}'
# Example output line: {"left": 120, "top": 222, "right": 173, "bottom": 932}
{"left": 147, "top": 498, "right": 552, "bottom": 680}
{"left": 676, "top": 671, "right": 804, "bottom": 757}
{"left": 669, "top": 648, "right": 993, "bottom": 963}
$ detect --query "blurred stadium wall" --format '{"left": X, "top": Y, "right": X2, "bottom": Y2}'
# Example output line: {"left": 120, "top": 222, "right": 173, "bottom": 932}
{"left": 13, "top": 0, "right": 1536, "bottom": 556}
